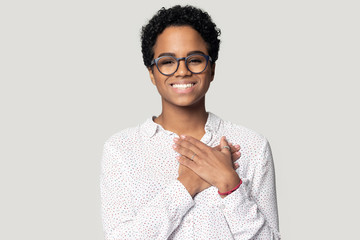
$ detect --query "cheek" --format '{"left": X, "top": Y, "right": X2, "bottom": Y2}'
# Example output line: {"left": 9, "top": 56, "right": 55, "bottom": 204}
{"left": 204, "top": 71, "right": 214, "bottom": 84}
{"left": 153, "top": 74, "right": 169, "bottom": 89}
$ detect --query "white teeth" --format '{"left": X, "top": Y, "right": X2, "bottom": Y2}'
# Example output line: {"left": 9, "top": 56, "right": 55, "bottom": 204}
{"left": 172, "top": 83, "right": 194, "bottom": 89}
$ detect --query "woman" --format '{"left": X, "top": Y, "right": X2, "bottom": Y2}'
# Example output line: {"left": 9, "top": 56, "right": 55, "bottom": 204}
{"left": 101, "top": 5, "right": 280, "bottom": 239}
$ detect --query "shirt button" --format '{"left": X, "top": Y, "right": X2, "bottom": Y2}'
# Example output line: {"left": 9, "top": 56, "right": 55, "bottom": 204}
{"left": 219, "top": 204, "right": 226, "bottom": 210}
{"left": 186, "top": 218, "right": 191, "bottom": 224}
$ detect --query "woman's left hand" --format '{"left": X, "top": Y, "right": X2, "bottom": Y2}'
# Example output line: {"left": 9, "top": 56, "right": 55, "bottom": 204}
{"left": 173, "top": 135, "right": 241, "bottom": 193}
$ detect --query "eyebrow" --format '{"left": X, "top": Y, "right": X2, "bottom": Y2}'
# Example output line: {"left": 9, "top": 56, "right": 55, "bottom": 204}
{"left": 157, "top": 50, "right": 206, "bottom": 58}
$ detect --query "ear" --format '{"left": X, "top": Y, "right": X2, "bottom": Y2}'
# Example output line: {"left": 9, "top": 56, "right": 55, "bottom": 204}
{"left": 210, "top": 63, "right": 216, "bottom": 82}
{"left": 148, "top": 67, "right": 156, "bottom": 85}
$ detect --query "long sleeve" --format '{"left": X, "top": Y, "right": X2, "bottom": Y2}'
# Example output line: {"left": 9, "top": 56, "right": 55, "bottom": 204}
{"left": 100, "top": 114, "right": 280, "bottom": 239}
{"left": 100, "top": 142, "right": 194, "bottom": 240}
{"left": 220, "top": 139, "right": 281, "bottom": 239}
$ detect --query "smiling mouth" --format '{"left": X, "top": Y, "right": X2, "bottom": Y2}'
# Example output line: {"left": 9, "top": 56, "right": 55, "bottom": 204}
{"left": 170, "top": 83, "right": 196, "bottom": 89}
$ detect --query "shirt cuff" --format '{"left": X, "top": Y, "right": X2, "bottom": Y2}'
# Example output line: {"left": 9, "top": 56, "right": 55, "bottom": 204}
{"left": 219, "top": 183, "right": 248, "bottom": 210}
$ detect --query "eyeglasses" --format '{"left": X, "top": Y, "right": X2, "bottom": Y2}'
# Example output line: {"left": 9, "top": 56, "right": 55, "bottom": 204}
{"left": 150, "top": 54, "right": 212, "bottom": 76}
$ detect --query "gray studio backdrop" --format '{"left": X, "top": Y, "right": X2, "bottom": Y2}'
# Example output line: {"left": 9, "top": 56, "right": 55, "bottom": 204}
{"left": 1, "top": 0, "right": 359, "bottom": 239}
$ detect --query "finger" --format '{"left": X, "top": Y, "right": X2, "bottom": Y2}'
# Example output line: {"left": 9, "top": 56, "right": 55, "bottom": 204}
{"left": 214, "top": 144, "right": 240, "bottom": 161}
{"left": 233, "top": 144, "right": 241, "bottom": 151}
{"left": 220, "top": 136, "right": 231, "bottom": 155}
{"left": 180, "top": 135, "right": 211, "bottom": 152}
{"left": 214, "top": 142, "right": 240, "bottom": 154}
{"left": 174, "top": 137, "right": 202, "bottom": 157}
{"left": 230, "top": 143, "right": 241, "bottom": 155}
{"left": 228, "top": 142, "right": 234, "bottom": 153}
{"left": 213, "top": 145, "right": 221, "bottom": 151}
{"left": 230, "top": 143, "right": 241, "bottom": 161}
{"left": 233, "top": 162, "right": 239, "bottom": 170}
{"left": 173, "top": 143, "right": 199, "bottom": 161}
{"left": 177, "top": 155, "right": 197, "bottom": 170}
{"left": 232, "top": 151, "right": 241, "bottom": 162}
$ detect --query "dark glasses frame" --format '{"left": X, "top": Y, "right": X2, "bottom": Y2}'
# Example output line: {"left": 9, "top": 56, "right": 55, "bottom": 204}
{"left": 150, "top": 54, "right": 212, "bottom": 76}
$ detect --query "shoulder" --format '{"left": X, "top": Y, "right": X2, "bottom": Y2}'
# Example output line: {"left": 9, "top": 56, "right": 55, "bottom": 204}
{"left": 101, "top": 119, "right": 153, "bottom": 169}
{"left": 219, "top": 117, "right": 269, "bottom": 157}
{"left": 103, "top": 118, "right": 153, "bottom": 153}
{"left": 215, "top": 116, "right": 273, "bottom": 173}
{"left": 101, "top": 128, "right": 137, "bottom": 165}
{"left": 221, "top": 118, "right": 267, "bottom": 142}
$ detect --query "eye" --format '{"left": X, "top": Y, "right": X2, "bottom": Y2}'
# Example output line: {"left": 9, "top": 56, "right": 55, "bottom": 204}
{"left": 162, "top": 60, "right": 175, "bottom": 65}
{"left": 187, "top": 56, "right": 205, "bottom": 65}
{"left": 158, "top": 57, "right": 176, "bottom": 66}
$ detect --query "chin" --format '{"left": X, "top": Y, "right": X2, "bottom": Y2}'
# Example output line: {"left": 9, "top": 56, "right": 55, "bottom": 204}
{"left": 162, "top": 93, "right": 206, "bottom": 108}
{"left": 172, "top": 97, "right": 205, "bottom": 108}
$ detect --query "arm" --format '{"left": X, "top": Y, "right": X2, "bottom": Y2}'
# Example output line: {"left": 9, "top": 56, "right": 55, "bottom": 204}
{"left": 100, "top": 142, "right": 194, "bottom": 240}
{"left": 220, "top": 140, "right": 281, "bottom": 239}
{"left": 177, "top": 141, "right": 242, "bottom": 198}
{"left": 174, "top": 136, "right": 280, "bottom": 239}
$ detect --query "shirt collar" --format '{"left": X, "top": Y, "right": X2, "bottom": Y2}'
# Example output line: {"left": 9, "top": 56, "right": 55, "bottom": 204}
{"left": 141, "top": 112, "right": 221, "bottom": 138}
{"left": 142, "top": 116, "right": 159, "bottom": 138}
{"left": 205, "top": 112, "right": 221, "bottom": 133}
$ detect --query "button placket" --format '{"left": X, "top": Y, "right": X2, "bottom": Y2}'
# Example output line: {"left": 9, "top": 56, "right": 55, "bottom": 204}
{"left": 219, "top": 204, "right": 226, "bottom": 210}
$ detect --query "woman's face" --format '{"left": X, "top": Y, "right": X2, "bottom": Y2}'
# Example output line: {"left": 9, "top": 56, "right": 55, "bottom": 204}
{"left": 149, "top": 25, "right": 215, "bottom": 108}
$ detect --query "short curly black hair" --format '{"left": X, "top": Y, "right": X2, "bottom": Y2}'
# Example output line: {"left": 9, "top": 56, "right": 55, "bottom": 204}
{"left": 141, "top": 5, "right": 221, "bottom": 68}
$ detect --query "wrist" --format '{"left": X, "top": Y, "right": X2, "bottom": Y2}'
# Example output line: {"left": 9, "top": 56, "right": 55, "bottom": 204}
{"left": 216, "top": 171, "right": 241, "bottom": 193}
{"left": 177, "top": 176, "right": 198, "bottom": 198}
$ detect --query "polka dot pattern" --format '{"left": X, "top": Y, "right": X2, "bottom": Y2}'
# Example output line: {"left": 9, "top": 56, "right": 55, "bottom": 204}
{"left": 100, "top": 112, "right": 280, "bottom": 239}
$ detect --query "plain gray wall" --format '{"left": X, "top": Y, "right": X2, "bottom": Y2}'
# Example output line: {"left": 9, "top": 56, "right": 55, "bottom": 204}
{"left": 1, "top": 0, "right": 359, "bottom": 239}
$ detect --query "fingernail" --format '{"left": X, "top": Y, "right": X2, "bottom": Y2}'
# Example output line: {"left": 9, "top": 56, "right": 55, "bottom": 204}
{"left": 180, "top": 135, "right": 186, "bottom": 139}
{"left": 235, "top": 145, "right": 240, "bottom": 149}
{"left": 173, "top": 144, "right": 177, "bottom": 149}
{"left": 176, "top": 156, "right": 180, "bottom": 160}
{"left": 173, "top": 138, "right": 179, "bottom": 142}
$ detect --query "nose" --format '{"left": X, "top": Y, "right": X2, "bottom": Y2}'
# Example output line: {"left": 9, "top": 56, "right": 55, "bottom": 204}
{"left": 174, "top": 59, "right": 191, "bottom": 76}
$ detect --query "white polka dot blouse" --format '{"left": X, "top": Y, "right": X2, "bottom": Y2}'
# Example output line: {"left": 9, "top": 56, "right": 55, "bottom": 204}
{"left": 100, "top": 112, "right": 280, "bottom": 239}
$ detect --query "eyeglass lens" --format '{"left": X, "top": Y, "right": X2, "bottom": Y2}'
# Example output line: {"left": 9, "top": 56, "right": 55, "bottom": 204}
{"left": 157, "top": 55, "right": 208, "bottom": 75}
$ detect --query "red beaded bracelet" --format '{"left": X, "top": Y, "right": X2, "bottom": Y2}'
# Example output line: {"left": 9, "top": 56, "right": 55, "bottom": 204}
{"left": 218, "top": 179, "right": 242, "bottom": 196}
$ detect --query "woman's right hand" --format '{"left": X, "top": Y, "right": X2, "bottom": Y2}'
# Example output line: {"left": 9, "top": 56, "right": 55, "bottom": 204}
{"left": 176, "top": 141, "right": 241, "bottom": 198}
{"left": 177, "top": 164, "right": 210, "bottom": 198}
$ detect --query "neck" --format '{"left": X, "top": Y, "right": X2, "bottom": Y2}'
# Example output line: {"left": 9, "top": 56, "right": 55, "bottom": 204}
{"left": 154, "top": 98, "right": 208, "bottom": 140}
